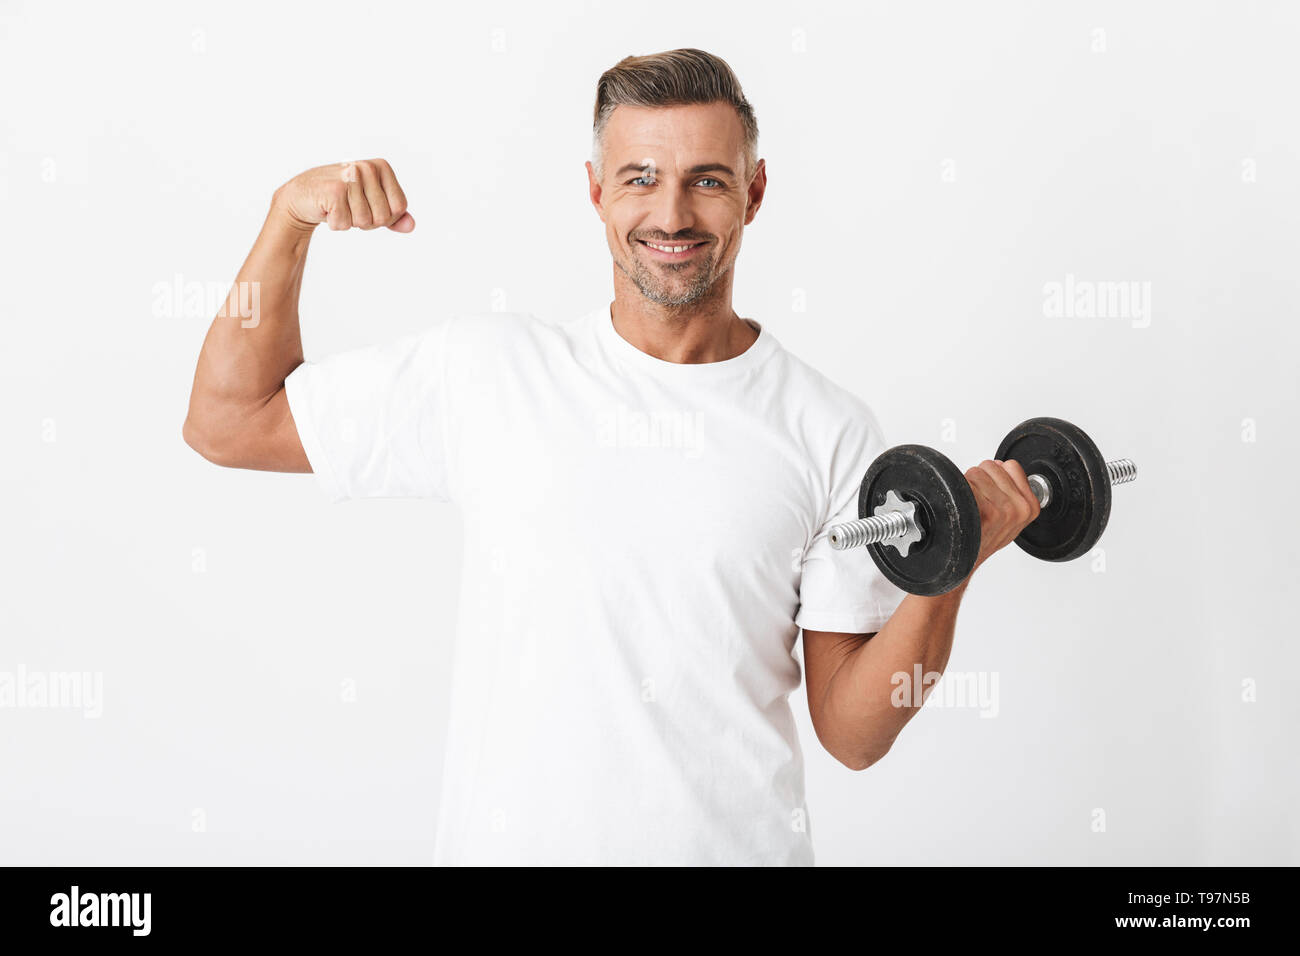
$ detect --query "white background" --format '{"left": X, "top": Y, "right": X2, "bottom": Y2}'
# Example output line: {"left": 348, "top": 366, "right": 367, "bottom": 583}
{"left": 2, "top": 0, "right": 1297, "bottom": 864}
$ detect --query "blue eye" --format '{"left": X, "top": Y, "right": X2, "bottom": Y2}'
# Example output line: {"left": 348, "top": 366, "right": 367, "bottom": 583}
{"left": 626, "top": 176, "right": 724, "bottom": 187}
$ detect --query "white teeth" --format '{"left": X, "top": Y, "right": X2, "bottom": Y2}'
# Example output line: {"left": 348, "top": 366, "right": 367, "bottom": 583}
{"left": 645, "top": 241, "right": 698, "bottom": 253}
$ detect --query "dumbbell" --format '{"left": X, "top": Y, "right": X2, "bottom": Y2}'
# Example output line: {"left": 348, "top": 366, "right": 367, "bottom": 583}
{"left": 829, "top": 417, "right": 1136, "bottom": 596}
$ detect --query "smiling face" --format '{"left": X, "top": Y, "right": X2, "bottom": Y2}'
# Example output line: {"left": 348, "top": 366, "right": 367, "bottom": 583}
{"left": 587, "top": 102, "right": 765, "bottom": 308}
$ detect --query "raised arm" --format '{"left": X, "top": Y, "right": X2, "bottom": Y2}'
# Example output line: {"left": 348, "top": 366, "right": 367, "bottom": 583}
{"left": 182, "top": 159, "right": 414, "bottom": 471}
{"left": 804, "top": 458, "right": 1041, "bottom": 769}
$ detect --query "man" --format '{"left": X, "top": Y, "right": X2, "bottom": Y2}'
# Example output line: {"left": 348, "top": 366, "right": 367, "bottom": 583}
{"left": 183, "top": 48, "right": 1040, "bottom": 865}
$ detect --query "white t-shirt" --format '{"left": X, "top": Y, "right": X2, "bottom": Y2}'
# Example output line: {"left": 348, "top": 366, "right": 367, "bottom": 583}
{"left": 284, "top": 303, "right": 906, "bottom": 865}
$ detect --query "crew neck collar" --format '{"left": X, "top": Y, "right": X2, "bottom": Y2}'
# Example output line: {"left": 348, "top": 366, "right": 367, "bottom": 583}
{"left": 593, "top": 302, "right": 777, "bottom": 378}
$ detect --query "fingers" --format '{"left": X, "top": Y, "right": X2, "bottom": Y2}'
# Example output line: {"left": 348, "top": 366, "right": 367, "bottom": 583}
{"left": 998, "top": 458, "right": 1042, "bottom": 521}
{"left": 964, "top": 464, "right": 1001, "bottom": 512}
{"left": 978, "top": 459, "right": 1019, "bottom": 500}
{"left": 343, "top": 164, "right": 372, "bottom": 230}
{"left": 310, "top": 159, "right": 416, "bottom": 233}
{"left": 358, "top": 163, "right": 391, "bottom": 227}
{"left": 372, "top": 159, "right": 412, "bottom": 232}
{"left": 972, "top": 459, "right": 1037, "bottom": 525}
{"left": 330, "top": 159, "right": 411, "bottom": 232}
{"left": 324, "top": 176, "right": 352, "bottom": 231}
{"left": 287, "top": 159, "right": 414, "bottom": 231}
{"left": 388, "top": 211, "right": 416, "bottom": 233}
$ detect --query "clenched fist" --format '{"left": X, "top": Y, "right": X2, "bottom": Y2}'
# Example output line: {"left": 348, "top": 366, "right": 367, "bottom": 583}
{"left": 965, "top": 459, "right": 1041, "bottom": 572}
{"left": 272, "top": 159, "right": 415, "bottom": 233}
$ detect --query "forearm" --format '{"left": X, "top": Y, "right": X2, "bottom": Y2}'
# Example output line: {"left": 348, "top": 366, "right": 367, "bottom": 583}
{"left": 183, "top": 159, "right": 413, "bottom": 471}
{"left": 185, "top": 194, "right": 313, "bottom": 427}
{"left": 817, "top": 579, "right": 968, "bottom": 768}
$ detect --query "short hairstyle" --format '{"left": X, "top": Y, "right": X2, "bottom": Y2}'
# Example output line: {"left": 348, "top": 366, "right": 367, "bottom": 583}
{"left": 591, "top": 48, "right": 759, "bottom": 183}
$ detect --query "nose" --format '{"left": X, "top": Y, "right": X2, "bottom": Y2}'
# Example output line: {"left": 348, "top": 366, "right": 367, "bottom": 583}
{"left": 647, "top": 182, "right": 696, "bottom": 240}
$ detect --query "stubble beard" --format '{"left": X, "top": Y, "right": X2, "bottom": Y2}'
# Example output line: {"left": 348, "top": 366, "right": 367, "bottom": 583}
{"left": 618, "top": 242, "right": 727, "bottom": 308}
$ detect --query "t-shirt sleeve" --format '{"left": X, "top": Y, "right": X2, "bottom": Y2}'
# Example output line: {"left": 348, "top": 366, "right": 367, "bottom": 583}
{"left": 794, "top": 407, "right": 908, "bottom": 634}
{"left": 283, "top": 318, "right": 456, "bottom": 503}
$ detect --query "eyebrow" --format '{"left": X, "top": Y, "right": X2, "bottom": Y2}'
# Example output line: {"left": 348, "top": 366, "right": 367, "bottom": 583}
{"left": 614, "top": 162, "right": 736, "bottom": 179}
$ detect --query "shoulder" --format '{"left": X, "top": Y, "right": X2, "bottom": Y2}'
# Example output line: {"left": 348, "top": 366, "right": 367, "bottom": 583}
{"left": 445, "top": 309, "right": 536, "bottom": 339}
{"left": 444, "top": 310, "right": 573, "bottom": 349}
{"left": 438, "top": 311, "right": 582, "bottom": 383}
{"left": 769, "top": 342, "right": 889, "bottom": 452}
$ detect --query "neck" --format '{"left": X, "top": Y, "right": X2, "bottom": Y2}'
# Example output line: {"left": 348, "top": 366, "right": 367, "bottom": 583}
{"left": 608, "top": 293, "right": 758, "bottom": 365}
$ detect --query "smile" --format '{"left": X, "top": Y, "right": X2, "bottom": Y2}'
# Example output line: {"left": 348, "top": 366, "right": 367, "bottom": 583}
{"left": 637, "top": 239, "right": 707, "bottom": 260}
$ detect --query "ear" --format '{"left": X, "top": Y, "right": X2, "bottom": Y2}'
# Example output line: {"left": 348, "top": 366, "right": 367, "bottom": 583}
{"left": 744, "top": 158, "right": 767, "bottom": 225}
{"left": 586, "top": 161, "right": 606, "bottom": 222}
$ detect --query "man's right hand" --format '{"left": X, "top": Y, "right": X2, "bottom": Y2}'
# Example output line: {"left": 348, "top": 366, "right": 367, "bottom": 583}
{"left": 273, "top": 159, "right": 415, "bottom": 233}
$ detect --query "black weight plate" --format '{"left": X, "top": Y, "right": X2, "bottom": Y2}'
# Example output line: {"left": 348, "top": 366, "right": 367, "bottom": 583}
{"left": 995, "top": 417, "right": 1111, "bottom": 562}
{"left": 859, "top": 444, "right": 981, "bottom": 596}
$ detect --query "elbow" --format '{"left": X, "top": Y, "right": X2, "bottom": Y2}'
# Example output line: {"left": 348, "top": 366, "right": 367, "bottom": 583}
{"left": 834, "top": 740, "right": 894, "bottom": 772}
{"left": 183, "top": 413, "right": 237, "bottom": 467}
{"left": 813, "top": 717, "right": 896, "bottom": 771}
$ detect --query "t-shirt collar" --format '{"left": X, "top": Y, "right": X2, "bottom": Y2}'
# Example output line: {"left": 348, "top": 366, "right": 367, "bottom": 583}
{"left": 593, "top": 302, "right": 777, "bottom": 378}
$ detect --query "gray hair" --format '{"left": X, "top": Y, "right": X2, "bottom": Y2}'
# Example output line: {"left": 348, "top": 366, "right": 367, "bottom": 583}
{"left": 591, "top": 48, "right": 759, "bottom": 183}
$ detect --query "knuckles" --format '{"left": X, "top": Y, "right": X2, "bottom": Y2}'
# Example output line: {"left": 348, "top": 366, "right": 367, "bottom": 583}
{"left": 312, "top": 159, "right": 406, "bottom": 228}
